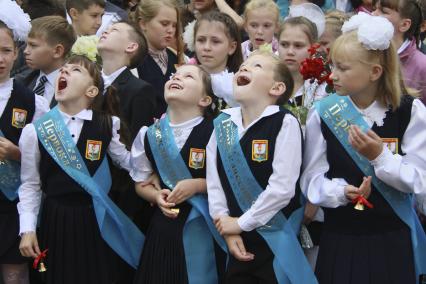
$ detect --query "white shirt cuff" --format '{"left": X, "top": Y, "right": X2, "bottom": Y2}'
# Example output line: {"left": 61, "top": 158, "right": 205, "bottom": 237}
{"left": 370, "top": 146, "right": 393, "bottom": 168}
{"left": 336, "top": 180, "right": 350, "bottom": 205}
{"left": 19, "top": 212, "right": 38, "bottom": 235}
{"left": 237, "top": 211, "right": 260, "bottom": 232}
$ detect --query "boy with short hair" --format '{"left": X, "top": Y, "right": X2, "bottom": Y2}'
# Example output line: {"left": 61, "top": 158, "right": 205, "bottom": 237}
{"left": 66, "top": 0, "right": 105, "bottom": 36}
{"left": 19, "top": 15, "right": 76, "bottom": 107}
{"left": 207, "top": 51, "right": 315, "bottom": 283}
{"left": 97, "top": 21, "right": 155, "bottom": 139}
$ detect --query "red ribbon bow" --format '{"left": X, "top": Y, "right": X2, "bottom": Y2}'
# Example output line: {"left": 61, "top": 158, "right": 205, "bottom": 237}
{"left": 352, "top": 196, "right": 374, "bottom": 209}
{"left": 33, "top": 249, "right": 48, "bottom": 270}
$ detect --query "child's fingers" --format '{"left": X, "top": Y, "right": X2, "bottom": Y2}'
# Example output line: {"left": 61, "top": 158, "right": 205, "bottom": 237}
{"left": 367, "top": 130, "right": 381, "bottom": 141}
{"left": 234, "top": 238, "right": 254, "bottom": 261}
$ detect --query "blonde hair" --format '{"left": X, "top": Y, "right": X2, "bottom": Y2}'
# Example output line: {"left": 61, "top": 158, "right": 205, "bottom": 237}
{"left": 330, "top": 31, "right": 413, "bottom": 110}
{"left": 131, "top": 0, "right": 184, "bottom": 64}
{"left": 243, "top": 0, "right": 280, "bottom": 23}
{"left": 324, "top": 10, "right": 349, "bottom": 40}
{"left": 278, "top": 16, "right": 318, "bottom": 45}
{"left": 29, "top": 16, "right": 76, "bottom": 56}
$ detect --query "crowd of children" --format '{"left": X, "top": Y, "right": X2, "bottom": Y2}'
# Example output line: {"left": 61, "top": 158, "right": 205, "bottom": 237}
{"left": 0, "top": 0, "right": 425, "bottom": 283}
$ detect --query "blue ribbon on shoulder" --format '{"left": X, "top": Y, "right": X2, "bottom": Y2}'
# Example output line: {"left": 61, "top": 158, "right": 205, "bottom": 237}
{"left": 146, "top": 116, "right": 227, "bottom": 284}
{"left": 0, "top": 129, "right": 20, "bottom": 201}
{"left": 34, "top": 107, "right": 144, "bottom": 268}
{"left": 315, "top": 93, "right": 426, "bottom": 279}
{"left": 214, "top": 112, "right": 317, "bottom": 284}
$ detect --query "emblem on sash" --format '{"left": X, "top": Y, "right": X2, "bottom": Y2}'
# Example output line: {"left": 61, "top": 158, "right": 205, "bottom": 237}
{"left": 11, "top": 108, "right": 27, "bottom": 128}
{"left": 382, "top": 138, "right": 398, "bottom": 154}
{"left": 188, "top": 148, "right": 205, "bottom": 169}
{"left": 252, "top": 140, "right": 268, "bottom": 162}
{"left": 85, "top": 140, "right": 102, "bottom": 161}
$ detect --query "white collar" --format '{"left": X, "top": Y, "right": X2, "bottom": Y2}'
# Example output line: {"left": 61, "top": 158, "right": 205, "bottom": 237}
{"left": 397, "top": 39, "right": 411, "bottom": 55}
{"left": 349, "top": 97, "right": 388, "bottom": 127}
{"left": 222, "top": 105, "right": 280, "bottom": 131}
{"left": 0, "top": 78, "right": 14, "bottom": 100}
{"left": 102, "top": 66, "right": 127, "bottom": 89}
{"left": 59, "top": 108, "right": 93, "bottom": 124}
{"left": 169, "top": 115, "right": 204, "bottom": 129}
{"left": 40, "top": 69, "right": 60, "bottom": 86}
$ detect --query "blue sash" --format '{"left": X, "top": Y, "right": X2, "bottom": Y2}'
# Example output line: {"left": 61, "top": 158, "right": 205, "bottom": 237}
{"left": 214, "top": 113, "right": 317, "bottom": 284}
{"left": 34, "top": 107, "right": 144, "bottom": 268}
{"left": 0, "top": 129, "right": 20, "bottom": 201}
{"left": 315, "top": 93, "right": 426, "bottom": 279}
{"left": 146, "top": 116, "right": 227, "bottom": 284}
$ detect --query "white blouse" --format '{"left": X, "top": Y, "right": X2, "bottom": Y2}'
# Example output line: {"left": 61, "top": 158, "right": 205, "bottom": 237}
{"left": 0, "top": 78, "right": 49, "bottom": 121}
{"left": 130, "top": 116, "right": 205, "bottom": 183}
{"left": 17, "top": 109, "right": 131, "bottom": 234}
{"left": 207, "top": 106, "right": 302, "bottom": 232}
{"left": 300, "top": 98, "right": 426, "bottom": 208}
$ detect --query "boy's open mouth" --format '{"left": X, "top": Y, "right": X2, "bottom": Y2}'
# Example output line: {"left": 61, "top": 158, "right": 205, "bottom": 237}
{"left": 236, "top": 75, "right": 251, "bottom": 86}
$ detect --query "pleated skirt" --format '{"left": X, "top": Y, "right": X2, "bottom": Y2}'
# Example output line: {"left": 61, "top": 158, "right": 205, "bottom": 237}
{"left": 39, "top": 193, "right": 119, "bottom": 284}
{"left": 0, "top": 196, "right": 27, "bottom": 264}
{"left": 315, "top": 227, "right": 416, "bottom": 284}
{"left": 133, "top": 202, "right": 192, "bottom": 284}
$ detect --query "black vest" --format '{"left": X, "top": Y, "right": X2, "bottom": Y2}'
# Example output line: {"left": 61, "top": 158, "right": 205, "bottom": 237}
{"left": 320, "top": 96, "right": 414, "bottom": 234}
{"left": 39, "top": 112, "right": 112, "bottom": 197}
{"left": 217, "top": 110, "right": 302, "bottom": 246}
{"left": 137, "top": 49, "right": 177, "bottom": 117}
{"left": 0, "top": 80, "right": 35, "bottom": 145}
{"left": 0, "top": 80, "right": 35, "bottom": 204}
{"left": 144, "top": 118, "right": 213, "bottom": 189}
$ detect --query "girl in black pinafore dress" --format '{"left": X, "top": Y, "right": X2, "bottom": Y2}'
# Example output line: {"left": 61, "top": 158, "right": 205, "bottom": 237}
{"left": 301, "top": 16, "right": 426, "bottom": 284}
{"left": 18, "top": 55, "right": 134, "bottom": 284}
{"left": 130, "top": 64, "right": 225, "bottom": 284}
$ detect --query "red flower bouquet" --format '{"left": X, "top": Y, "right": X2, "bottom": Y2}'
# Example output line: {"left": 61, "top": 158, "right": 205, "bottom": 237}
{"left": 300, "top": 44, "right": 334, "bottom": 93}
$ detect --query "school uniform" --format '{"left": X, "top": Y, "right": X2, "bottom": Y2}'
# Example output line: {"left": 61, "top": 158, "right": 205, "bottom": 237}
{"left": 18, "top": 109, "right": 131, "bottom": 284}
{"left": 0, "top": 78, "right": 48, "bottom": 264}
{"left": 137, "top": 48, "right": 178, "bottom": 117}
{"left": 130, "top": 116, "right": 225, "bottom": 284}
{"left": 207, "top": 106, "right": 303, "bottom": 284}
{"left": 301, "top": 95, "right": 426, "bottom": 283}
{"left": 15, "top": 68, "right": 59, "bottom": 107}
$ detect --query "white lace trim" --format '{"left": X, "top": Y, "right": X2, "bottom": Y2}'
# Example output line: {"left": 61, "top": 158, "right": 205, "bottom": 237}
{"left": 349, "top": 97, "right": 387, "bottom": 127}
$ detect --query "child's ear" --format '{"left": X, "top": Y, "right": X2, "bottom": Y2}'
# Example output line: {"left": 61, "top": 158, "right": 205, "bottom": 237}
{"left": 198, "top": 95, "right": 212, "bottom": 108}
{"left": 86, "top": 86, "right": 99, "bottom": 98}
{"left": 52, "top": 44, "right": 65, "bottom": 59}
{"left": 125, "top": 42, "right": 138, "bottom": 54}
{"left": 269, "top": 82, "right": 286, "bottom": 98}
{"left": 370, "top": 64, "right": 383, "bottom": 82}
{"left": 420, "top": 20, "right": 426, "bottom": 33}
{"left": 69, "top": 8, "right": 80, "bottom": 21}
{"left": 399, "top": 18, "right": 411, "bottom": 34}
{"left": 228, "top": 41, "right": 238, "bottom": 56}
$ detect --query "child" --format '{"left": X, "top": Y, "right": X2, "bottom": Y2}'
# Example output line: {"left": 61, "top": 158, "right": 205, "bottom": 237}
{"left": 301, "top": 14, "right": 426, "bottom": 283}
{"left": 0, "top": 3, "right": 49, "bottom": 284}
{"left": 241, "top": 0, "right": 280, "bottom": 60}
{"left": 18, "top": 53, "right": 144, "bottom": 284}
{"left": 98, "top": 21, "right": 156, "bottom": 140}
{"left": 133, "top": 0, "right": 183, "bottom": 117}
{"left": 19, "top": 16, "right": 76, "bottom": 107}
{"left": 66, "top": 0, "right": 105, "bottom": 36}
{"left": 318, "top": 10, "right": 348, "bottom": 53}
{"left": 207, "top": 51, "right": 316, "bottom": 283}
{"left": 373, "top": 0, "right": 426, "bottom": 104}
{"left": 278, "top": 17, "right": 327, "bottom": 109}
{"left": 193, "top": 11, "right": 243, "bottom": 108}
{"left": 130, "top": 64, "right": 225, "bottom": 284}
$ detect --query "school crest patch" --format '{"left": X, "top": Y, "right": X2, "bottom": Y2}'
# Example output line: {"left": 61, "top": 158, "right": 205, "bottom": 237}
{"left": 382, "top": 138, "right": 398, "bottom": 154}
{"left": 11, "top": 108, "right": 27, "bottom": 128}
{"left": 85, "top": 140, "right": 102, "bottom": 161}
{"left": 252, "top": 140, "right": 268, "bottom": 162}
{"left": 188, "top": 148, "right": 205, "bottom": 169}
